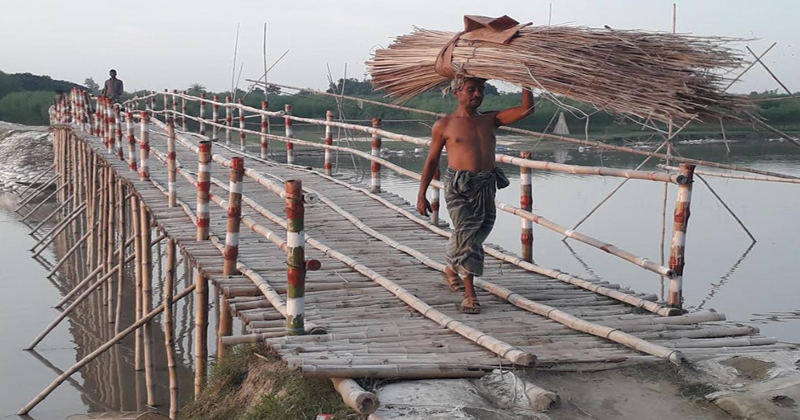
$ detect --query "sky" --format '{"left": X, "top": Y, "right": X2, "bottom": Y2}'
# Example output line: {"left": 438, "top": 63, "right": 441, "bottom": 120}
{"left": 0, "top": 0, "right": 797, "bottom": 95}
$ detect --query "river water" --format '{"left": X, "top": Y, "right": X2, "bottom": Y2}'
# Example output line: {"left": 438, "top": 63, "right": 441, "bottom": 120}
{"left": 1, "top": 128, "right": 799, "bottom": 419}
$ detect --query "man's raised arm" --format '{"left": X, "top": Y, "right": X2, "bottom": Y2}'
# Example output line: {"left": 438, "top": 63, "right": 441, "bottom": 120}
{"left": 494, "top": 87, "right": 535, "bottom": 127}
{"left": 417, "top": 120, "right": 446, "bottom": 216}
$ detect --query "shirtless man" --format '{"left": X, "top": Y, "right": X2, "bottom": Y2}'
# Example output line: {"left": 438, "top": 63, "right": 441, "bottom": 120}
{"left": 417, "top": 77, "right": 534, "bottom": 313}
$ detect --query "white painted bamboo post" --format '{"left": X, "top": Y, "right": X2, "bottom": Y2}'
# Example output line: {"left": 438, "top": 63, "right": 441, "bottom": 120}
{"left": 261, "top": 101, "right": 269, "bottom": 159}
{"left": 212, "top": 94, "right": 220, "bottom": 142}
{"left": 195, "top": 139, "right": 212, "bottom": 396}
{"left": 225, "top": 95, "right": 232, "bottom": 146}
{"left": 285, "top": 179, "right": 305, "bottom": 335}
{"left": 139, "top": 111, "right": 150, "bottom": 181}
{"left": 167, "top": 123, "right": 177, "bottom": 207}
{"left": 150, "top": 95, "right": 156, "bottom": 114}
{"left": 668, "top": 164, "right": 695, "bottom": 310}
{"left": 520, "top": 151, "right": 534, "bottom": 262}
{"left": 106, "top": 98, "right": 115, "bottom": 155}
{"left": 324, "top": 110, "right": 333, "bottom": 175}
{"left": 181, "top": 91, "right": 187, "bottom": 131}
{"left": 171, "top": 89, "right": 178, "bottom": 126}
{"left": 238, "top": 98, "right": 246, "bottom": 151}
{"left": 114, "top": 105, "right": 123, "bottom": 160}
{"left": 163, "top": 89, "right": 169, "bottom": 123}
{"left": 199, "top": 93, "right": 206, "bottom": 137}
{"left": 371, "top": 118, "right": 382, "bottom": 192}
{"left": 218, "top": 157, "right": 244, "bottom": 356}
{"left": 430, "top": 168, "right": 441, "bottom": 226}
{"left": 126, "top": 110, "right": 137, "bottom": 172}
{"left": 285, "top": 104, "right": 294, "bottom": 164}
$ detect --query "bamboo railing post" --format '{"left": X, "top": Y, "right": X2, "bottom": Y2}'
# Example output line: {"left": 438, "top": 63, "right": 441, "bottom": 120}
{"left": 114, "top": 178, "right": 126, "bottom": 333}
{"left": 126, "top": 110, "right": 137, "bottom": 171}
{"left": 520, "top": 151, "right": 534, "bottom": 262}
{"left": 284, "top": 104, "right": 294, "bottom": 164}
{"left": 225, "top": 95, "right": 232, "bottom": 146}
{"left": 261, "top": 101, "right": 269, "bottom": 159}
{"left": 430, "top": 168, "right": 441, "bottom": 226}
{"left": 285, "top": 179, "right": 306, "bottom": 335}
{"left": 164, "top": 238, "right": 178, "bottom": 420}
{"left": 163, "top": 89, "right": 169, "bottom": 123}
{"left": 218, "top": 157, "right": 244, "bottom": 356}
{"left": 139, "top": 111, "right": 150, "bottom": 181}
{"left": 371, "top": 118, "right": 382, "bottom": 193}
{"left": 167, "top": 123, "right": 177, "bottom": 207}
{"left": 194, "top": 140, "right": 212, "bottom": 396}
{"left": 324, "top": 110, "right": 333, "bottom": 175}
{"left": 107, "top": 98, "right": 115, "bottom": 155}
{"left": 150, "top": 95, "right": 156, "bottom": 114}
{"left": 181, "top": 91, "right": 187, "bottom": 131}
{"left": 238, "top": 98, "right": 246, "bottom": 152}
{"left": 212, "top": 94, "right": 220, "bottom": 142}
{"left": 668, "top": 164, "right": 695, "bottom": 310}
{"left": 114, "top": 104, "right": 123, "bottom": 160}
{"left": 171, "top": 89, "right": 178, "bottom": 126}
{"left": 139, "top": 201, "right": 156, "bottom": 407}
{"left": 105, "top": 167, "right": 115, "bottom": 323}
{"left": 199, "top": 93, "right": 206, "bottom": 137}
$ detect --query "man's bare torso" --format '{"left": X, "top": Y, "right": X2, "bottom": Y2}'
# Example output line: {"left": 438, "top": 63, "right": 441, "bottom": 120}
{"left": 440, "top": 111, "right": 498, "bottom": 173}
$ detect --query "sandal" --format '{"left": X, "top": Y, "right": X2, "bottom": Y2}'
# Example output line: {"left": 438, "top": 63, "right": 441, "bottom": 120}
{"left": 458, "top": 296, "right": 482, "bottom": 314}
{"left": 443, "top": 272, "right": 464, "bottom": 292}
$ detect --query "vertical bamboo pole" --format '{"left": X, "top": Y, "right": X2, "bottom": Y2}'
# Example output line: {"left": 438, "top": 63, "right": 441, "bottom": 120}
{"left": 132, "top": 195, "right": 143, "bottom": 371}
{"left": 139, "top": 201, "right": 155, "bottom": 407}
{"left": 285, "top": 180, "right": 305, "bottom": 335}
{"left": 114, "top": 178, "right": 126, "bottom": 334}
{"left": 164, "top": 238, "right": 178, "bottom": 420}
{"left": 218, "top": 157, "right": 244, "bottom": 356}
{"left": 107, "top": 98, "right": 115, "bottom": 155}
{"left": 225, "top": 96, "right": 232, "bottom": 146}
{"left": 171, "top": 89, "right": 178, "bottom": 126}
{"left": 212, "top": 94, "right": 220, "bottom": 142}
{"left": 194, "top": 140, "right": 212, "bottom": 396}
{"left": 324, "top": 110, "right": 333, "bottom": 175}
{"left": 238, "top": 98, "right": 246, "bottom": 151}
{"left": 167, "top": 123, "right": 177, "bottom": 208}
{"left": 284, "top": 104, "right": 294, "bottom": 164}
{"left": 371, "top": 118, "right": 382, "bottom": 193}
{"left": 199, "top": 93, "right": 206, "bottom": 137}
{"left": 106, "top": 167, "right": 115, "bottom": 323}
{"left": 520, "top": 151, "right": 534, "bottom": 262}
{"left": 163, "top": 90, "right": 169, "bottom": 124}
{"left": 126, "top": 110, "right": 137, "bottom": 171}
{"left": 92, "top": 97, "right": 99, "bottom": 136}
{"left": 114, "top": 105, "right": 123, "bottom": 160}
{"left": 430, "top": 168, "right": 441, "bottom": 226}
{"left": 668, "top": 164, "right": 695, "bottom": 310}
{"left": 150, "top": 95, "right": 156, "bottom": 114}
{"left": 261, "top": 101, "right": 269, "bottom": 159}
{"left": 139, "top": 111, "right": 150, "bottom": 181}
{"left": 181, "top": 91, "right": 187, "bottom": 131}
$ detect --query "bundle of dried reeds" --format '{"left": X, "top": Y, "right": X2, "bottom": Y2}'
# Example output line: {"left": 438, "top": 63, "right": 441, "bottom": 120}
{"left": 367, "top": 19, "right": 750, "bottom": 123}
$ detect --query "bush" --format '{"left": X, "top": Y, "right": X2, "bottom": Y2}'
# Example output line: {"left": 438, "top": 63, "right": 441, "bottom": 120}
{"left": 0, "top": 91, "right": 55, "bottom": 125}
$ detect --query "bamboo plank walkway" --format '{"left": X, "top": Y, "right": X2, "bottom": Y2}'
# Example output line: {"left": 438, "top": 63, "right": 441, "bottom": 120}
{"left": 78, "top": 122, "right": 792, "bottom": 378}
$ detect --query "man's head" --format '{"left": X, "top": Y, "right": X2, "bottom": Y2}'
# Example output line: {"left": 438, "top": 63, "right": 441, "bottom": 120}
{"left": 109, "top": 69, "right": 117, "bottom": 78}
{"left": 452, "top": 77, "right": 486, "bottom": 109}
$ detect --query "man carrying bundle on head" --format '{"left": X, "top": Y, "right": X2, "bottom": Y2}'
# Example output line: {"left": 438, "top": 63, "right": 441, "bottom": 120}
{"left": 417, "top": 76, "right": 534, "bottom": 314}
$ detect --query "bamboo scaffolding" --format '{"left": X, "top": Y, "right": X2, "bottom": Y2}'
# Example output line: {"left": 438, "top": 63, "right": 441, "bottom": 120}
{"left": 20, "top": 183, "right": 68, "bottom": 222}
{"left": 17, "top": 163, "right": 55, "bottom": 199}
{"left": 46, "top": 228, "right": 92, "bottom": 278}
{"left": 29, "top": 195, "right": 76, "bottom": 236}
{"left": 15, "top": 174, "right": 60, "bottom": 212}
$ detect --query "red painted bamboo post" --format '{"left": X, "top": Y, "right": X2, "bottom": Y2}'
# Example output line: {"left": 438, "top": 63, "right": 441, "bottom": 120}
{"left": 371, "top": 118, "right": 382, "bottom": 193}
{"left": 181, "top": 91, "right": 187, "bottom": 131}
{"left": 218, "top": 157, "right": 244, "bottom": 356}
{"left": 238, "top": 98, "right": 246, "bottom": 151}
{"left": 139, "top": 111, "right": 150, "bottom": 181}
{"left": 167, "top": 123, "right": 177, "bottom": 207}
{"left": 150, "top": 94, "right": 156, "bottom": 114}
{"left": 171, "top": 89, "right": 178, "bottom": 126}
{"left": 260, "top": 101, "right": 269, "bottom": 159}
{"left": 285, "top": 179, "right": 305, "bottom": 335}
{"left": 668, "top": 164, "right": 695, "bottom": 310}
{"left": 106, "top": 98, "right": 116, "bottom": 154}
{"left": 211, "top": 94, "right": 220, "bottom": 142}
{"left": 199, "top": 93, "right": 206, "bottom": 137}
{"left": 126, "top": 110, "right": 137, "bottom": 172}
{"left": 431, "top": 168, "right": 441, "bottom": 225}
{"left": 194, "top": 140, "right": 211, "bottom": 396}
{"left": 284, "top": 104, "right": 294, "bottom": 164}
{"left": 90, "top": 95, "right": 98, "bottom": 136}
{"left": 225, "top": 95, "right": 232, "bottom": 146}
{"left": 520, "top": 151, "right": 534, "bottom": 262}
{"left": 324, "top": 110, "right": 333, "bottom": 175}
{"left": 114, "top": 105, "right": 123, "bottom": 160}
{"left": 163, "top": 89, "right": 169, "bottom": 123}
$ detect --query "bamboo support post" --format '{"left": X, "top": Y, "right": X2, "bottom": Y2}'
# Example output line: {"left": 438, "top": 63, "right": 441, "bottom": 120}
{"left": 114, "top": 178, "right": 126, "bottom": 333}
{"left": 31, "top": 203, "right": 87, "bottom": 257}
{"left": 46, "top": 229, "right": 91, "bottom": 278}
{"left": 15, "top": 174, "right": 59, "bottom": 212}
{"left": 668, "top": 164, "right": 695, "bottom": 309}
{"left": 285, "top": 179, "right": 306, "bottom": 335}
{"left": 17, "top": 284, "right": 196, "bottom": 416}
{"left": 199, "top": 93, "right": 206, "bottom": 137}
{"left": 261, "top": 101, "right": 269, "bottom": 159}
{"left": 520, "top": 151, "right": 533, "bottom": 262}
{"left": 139, "top": 201, "right": 156, "bottom": 407}
{"left": 167, "top": 123, "right": 177, "bottom": 207}
{"left": 132, "top": 195, "right": 143, "bottom": 371}
{"left": 218, "top": 157, "right": 244, "bottom": 356}
{"left": 20, "top": 183, "right": 68, "bottom": 222}
{"left": 284, "top": 104, "right": 294, "bottom": 164}
{"left": 139, "top": 111, "right": 150, "bottom": 181}
{"left": 324, "top": 110, "right": 333, "bottom": 175}
{"left": 164, "top": 238, "right": 178, "bottom": 419}
{"left": 29, "top": 194, "right": 73, "bottom": 236}
{"left": 17, "top": 163, "right": 55, "bottom": 199}
{"left": 195, "top": 139, "right": 212, "bottom": 395}
{"left": 212, "top": 94, "right": 220, "bottom": 141}
{"left": 225, "top": 95, "right": 232, "bottom": 145}
{"left": 238, "top": 98, "right": 246, "bottom": 151}
{"left": 371, "top": 118, "right": 382, "bottom": 193}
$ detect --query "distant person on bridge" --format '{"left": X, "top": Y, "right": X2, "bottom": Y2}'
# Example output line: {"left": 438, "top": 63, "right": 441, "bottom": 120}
{"left": 417, "top": 77, "right": 534, "bottom": 314}
{"left": 101, "top": 69, "right": 124, "bottom": 102}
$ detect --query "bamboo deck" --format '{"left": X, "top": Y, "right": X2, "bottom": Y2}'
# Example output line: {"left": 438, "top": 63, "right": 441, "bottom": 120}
{"left": 73, "top": 123, "right": 792, "bottom": 378}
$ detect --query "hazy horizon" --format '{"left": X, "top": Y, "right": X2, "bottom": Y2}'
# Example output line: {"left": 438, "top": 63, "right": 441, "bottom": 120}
{"left": 1, "top": 0, "right": 797, "bottom": 95}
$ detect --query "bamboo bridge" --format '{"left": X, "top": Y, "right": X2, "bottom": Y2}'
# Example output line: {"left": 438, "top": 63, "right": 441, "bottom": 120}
{"left": 16, "top": 88, "right": 798, "bottom": 416}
